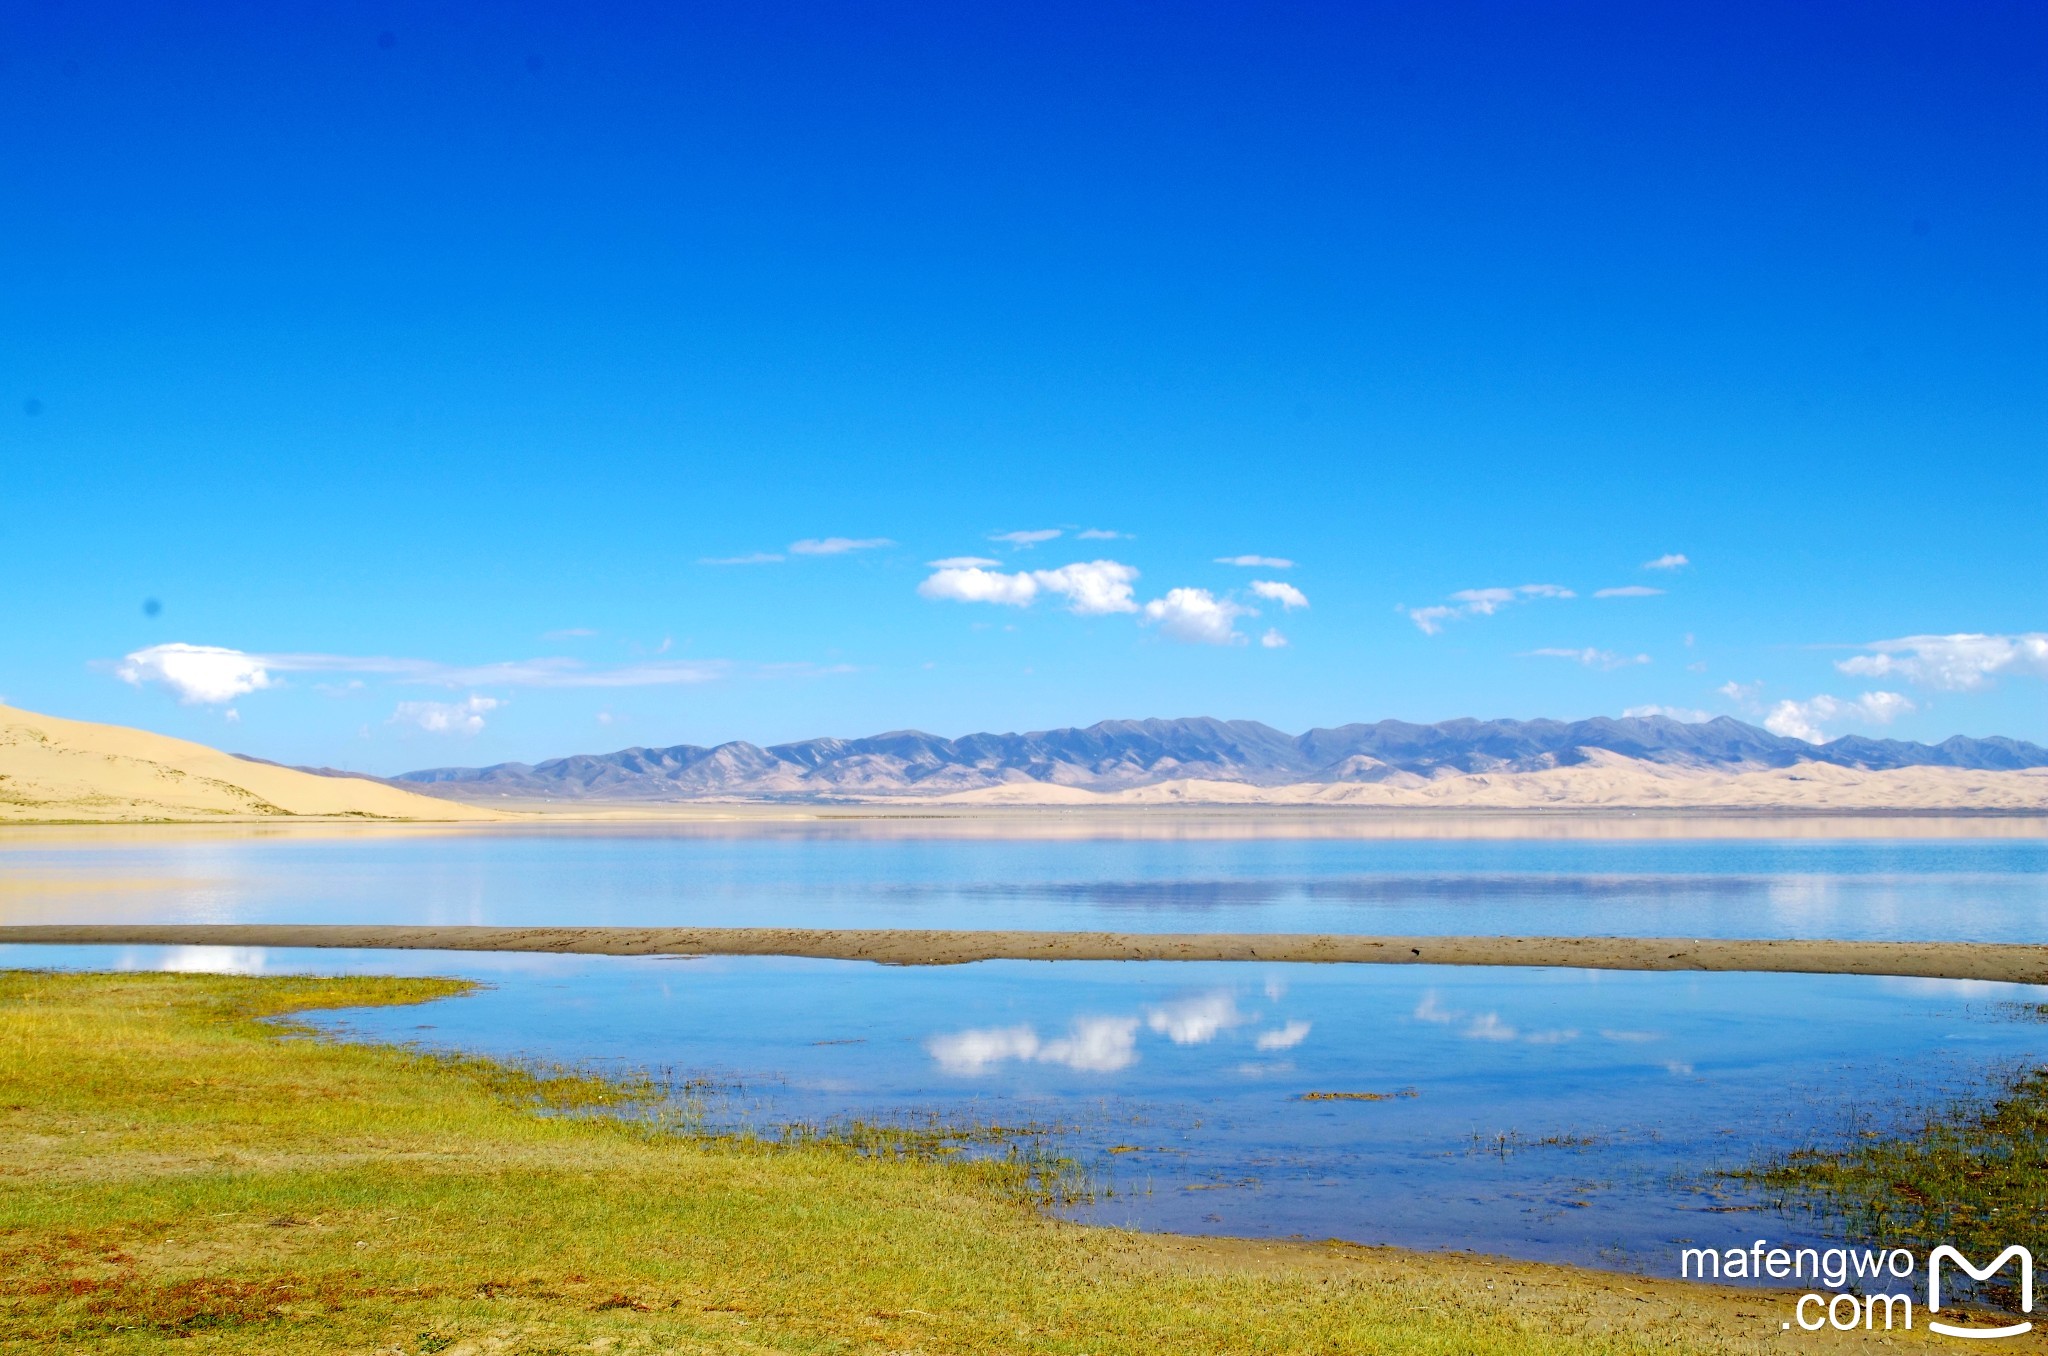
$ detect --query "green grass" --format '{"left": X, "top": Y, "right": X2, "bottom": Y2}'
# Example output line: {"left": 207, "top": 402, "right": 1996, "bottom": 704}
{"left": 1736, "top": 1059, "right": 2048, "bottom": 1312}
{"left": 0, "top": 970, "right": 1798, "bottom": 1354}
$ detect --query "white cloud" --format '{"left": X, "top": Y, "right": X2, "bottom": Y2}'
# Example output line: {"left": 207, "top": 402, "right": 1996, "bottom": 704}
{"left": 460, "top": 659, "right": 727, "bottom": 688}
{"left": 926, "top": 1016, "right": 1139, "bottom": 1074}
{"left": 917, "top": 559, "right": 1139, "bottom": 614}
{"left": 1404, "top": 583, "right": 1575, "bottom": 635}
{"left": 1526, "top": 647, "right": 1651, "bottom": 670}
{"left": 1144, "top": 992, "right": 1246, "bottom": 1045}
{"left": 1215, "top": 555, "right": 1294, "bottom": 569}
{"left": 1718, "top": 680, "right": 1764, "bottom": 704}
{"left": 116, "top": 643, "right": 273, "bottom": 704}
{"left": 1404, "top": 605, "right": 1459, "bottom": 636}
{"left": 926, "top": 556, "right": 1001, "bottom": 568}
{"left": 1475, "top": 583, "right": 1573, "bottom": 606}
{"left": 1076, "top": 528, "right": 1126, "bottom": 540}
{"left": 1260, "top": 628, "right": 1288, "bottom": 649}
{"left": 1255, "top": 1020, "right": 1311, "bottom": 1051}
{"left": 990, "top": 528, "right": 1062, "bottom": 547}
{"left": 1594, "top": 585, "right": 1665, "bottom": 599}
{"left": 1451, "top": 588, "right": 1517, "bottom": 615}
{"left": 352, "top": 657, "right": 724, "bottom": 688}
{"left": 1836, "top": 633, "right": 2048, "bottom": 692}
{"left": 1623, "top": 704, "right": 1713, "bottom": 722}
{"left": 917, "top": 567, "right": 1039, "bottom": 606}
{"left": 1644, "top": 554, "right": 1690, "bottom": 571}
{"left": 789, "top": 536, "right": 893, "bottom": 555}
{"left": 1249, "top": 580, "right": 1308, "bottom": 610}
{"left": 699, "top": 552, "right": 784, "bottom": 565}
{"left": 1764, "top": 691, "right": 1916, "bottom": 743}
{"left": 119, "top": 645, "right": 731, "bottom": 693}
{"left": 1034, "top": 560, "right": 1140, "bottom": 615}
{"left": 390, "top": 695, "right": 499, "bottom": 736}
{"left": 1142, "top": 588, "right": 1255, "bottom": 645}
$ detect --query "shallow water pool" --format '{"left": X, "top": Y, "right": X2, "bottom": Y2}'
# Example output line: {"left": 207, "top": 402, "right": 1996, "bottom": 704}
{"left": 13, "top": 941, "right": 2043, "bottom": 1279}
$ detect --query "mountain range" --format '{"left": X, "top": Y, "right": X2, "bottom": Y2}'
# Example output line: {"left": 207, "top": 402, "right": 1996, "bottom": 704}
{"left": 392, "top": 715, "right": 2048, "bottom": 803}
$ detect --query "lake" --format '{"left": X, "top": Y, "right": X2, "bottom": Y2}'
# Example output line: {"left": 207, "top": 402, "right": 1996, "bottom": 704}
{"left": 3, "top": 818, "right": 2045, "bottom": 1279}
{"left": 2, "top": 817, "right": 2045, "bottom": 940}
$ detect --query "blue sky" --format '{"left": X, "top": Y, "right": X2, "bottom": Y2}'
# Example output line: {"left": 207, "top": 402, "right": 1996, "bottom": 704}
{"left": 4, "top": 1, "right": 2044, "bottom": 772}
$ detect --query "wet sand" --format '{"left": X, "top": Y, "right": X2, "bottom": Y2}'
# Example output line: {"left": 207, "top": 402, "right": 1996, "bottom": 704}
{"left": 4, "top": 924, "right": 2047, "bottom": 983}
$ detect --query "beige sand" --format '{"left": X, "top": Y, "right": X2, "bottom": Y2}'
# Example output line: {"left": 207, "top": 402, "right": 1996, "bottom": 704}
{"left": 0, "top": 704, "right": 503, "bottom": 823}
{"left": 5, "top": 924, "right": 2046, "bottom": 983}
{"left": 5, "top": 700, "right": 2045, "bottom": 823}
{"left": 935, "top": 750, "right": 2048, "bottom": 811}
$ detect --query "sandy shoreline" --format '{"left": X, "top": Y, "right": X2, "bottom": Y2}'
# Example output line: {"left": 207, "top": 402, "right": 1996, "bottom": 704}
{"left": 5, "top": 923, "right": 2047, "bottom": 983}
{"left": 6, "top": 809, "right": 2046, "bottom": 845}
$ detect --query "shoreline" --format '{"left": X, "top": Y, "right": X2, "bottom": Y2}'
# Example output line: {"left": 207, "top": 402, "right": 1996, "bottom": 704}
{"left": 11, "top": 802, "right": 2048, "bottom": 821}
{"left": 4, "top": 806, "right": 2045, "bottom": 843}
{"left": 4, "top": 968, "right": 1966, "bottom": 1352}
{"left": 6, "top": 923, "right": 2047, "bottom": 983}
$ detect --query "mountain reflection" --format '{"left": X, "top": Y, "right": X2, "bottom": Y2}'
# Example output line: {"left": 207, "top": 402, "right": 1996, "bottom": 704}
{"left": 916, "top": 873, "right": 1773, "bottom": 912}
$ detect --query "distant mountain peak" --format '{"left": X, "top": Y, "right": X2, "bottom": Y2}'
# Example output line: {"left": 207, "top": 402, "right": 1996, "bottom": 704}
{"left": 392, "top": 715, "right": 2048, "bottom": 802}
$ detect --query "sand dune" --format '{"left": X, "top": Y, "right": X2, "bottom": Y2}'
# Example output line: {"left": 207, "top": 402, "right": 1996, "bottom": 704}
{"left": 0, "top": 705, "right": 503, "bottom": 823}
{"left": 934, "top": 748, "right": 2048, "bottom": 811}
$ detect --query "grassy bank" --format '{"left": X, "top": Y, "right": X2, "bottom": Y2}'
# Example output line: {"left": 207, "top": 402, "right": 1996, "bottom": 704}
{"left": 0, "top": 971, "right": 1924, "bottom": 1354}
{"left": 1740, "top": 1045, "right": 2048, "bottom": 1312}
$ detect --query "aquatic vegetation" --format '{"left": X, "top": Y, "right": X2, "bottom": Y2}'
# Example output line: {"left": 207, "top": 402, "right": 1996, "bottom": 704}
{"left": 1736, "top": 1065, "right": 2048, "bottom": 1311}
{"left": 753, "top": 1112, "right": 1101, "bottom": 1207}
{"left": 0, "top": 969, "right": 1805, "bottom": 1353}
{"left": 1468, "top": 1129, "right": 1608, "bottom": 1157}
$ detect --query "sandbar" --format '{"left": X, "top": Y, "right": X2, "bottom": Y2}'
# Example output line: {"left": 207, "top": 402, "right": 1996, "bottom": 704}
{"left": 3, "top": 924, "right": 2046, "bottom": 984}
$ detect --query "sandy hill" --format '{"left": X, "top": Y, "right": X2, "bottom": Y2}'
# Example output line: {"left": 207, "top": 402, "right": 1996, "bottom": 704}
{"left": 933, "top": 749, "right": 2048, "bottom": 812}
{"left": 0, "top": 705, "right": 503, "bottom": 823}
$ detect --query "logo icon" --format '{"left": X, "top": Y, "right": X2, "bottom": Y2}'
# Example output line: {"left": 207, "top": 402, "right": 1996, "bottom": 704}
{"left": 1928, "top": 1245, "right": 2034, "bottom": 1340}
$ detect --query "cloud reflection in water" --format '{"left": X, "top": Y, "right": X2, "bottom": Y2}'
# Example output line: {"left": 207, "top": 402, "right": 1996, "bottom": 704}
{"left": 1255, "top": 1020, "right": 1312, "bottom": 1051}
{"left": 929, "top": 987, "right": 1264, "bottom": 1076}
{"left": 1414, "top": 989, "right": 1578, "bottom": 1046}
{"left": 1144, "top": 991, "right": 1246, "bottom": 1044}
{"left": 927, "top": 1016, "right": 1141, "bottom": 1074}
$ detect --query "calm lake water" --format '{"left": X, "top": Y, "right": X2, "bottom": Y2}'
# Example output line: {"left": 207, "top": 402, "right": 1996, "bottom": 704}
{"left": 3, "top": 820, "right": 2046, "bottom": 940}
{"left": 4, "top": 820, "right": 2046, "bottom": 1279}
